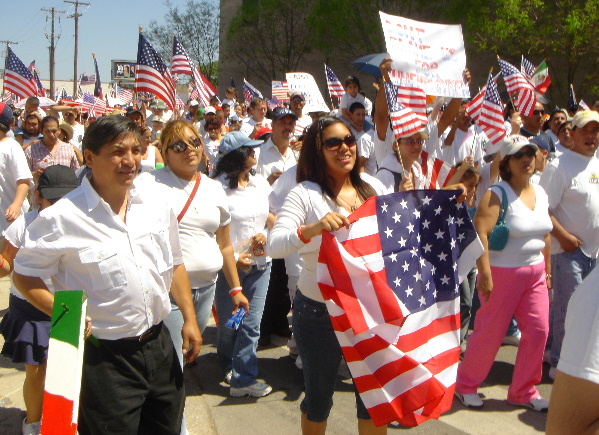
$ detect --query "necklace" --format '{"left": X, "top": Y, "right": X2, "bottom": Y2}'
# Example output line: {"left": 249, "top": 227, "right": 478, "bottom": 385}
{"left": 337, "top": 192, "right": 360, "bottom": 212}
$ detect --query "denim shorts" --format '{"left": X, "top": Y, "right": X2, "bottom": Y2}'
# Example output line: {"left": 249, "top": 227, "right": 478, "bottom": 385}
{"left": 293, "top": 290, "right": 371, "bottom": 422}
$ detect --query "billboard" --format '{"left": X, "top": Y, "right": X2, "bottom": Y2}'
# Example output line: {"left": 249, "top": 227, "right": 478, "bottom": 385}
{"left": 111, "top": 60, "right": 137, "bottom": 82}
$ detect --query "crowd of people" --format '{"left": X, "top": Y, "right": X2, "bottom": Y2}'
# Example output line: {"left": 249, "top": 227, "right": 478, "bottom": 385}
{"left": 0, "top": 56, "right": 598, "bottom": 435}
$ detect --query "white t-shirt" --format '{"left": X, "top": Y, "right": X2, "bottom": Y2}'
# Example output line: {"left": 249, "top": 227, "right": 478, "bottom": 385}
{"left": 294, "top": 114, "right": 312, "bottom": 137}
{"left": 558, "top": 264, "right": 599, "bottom": 384}
{"left": 153, "top": 169, "right": 231, "bottom": 288}
{"left": 0, "top": 137, "right": 32, "bottom": 234}
{"left": 435, "top": 127, "right": 485, "bottom": 167}
{"left": 339, "top": 93, "right": 366, "bottom": 112}
{"left": 375, "top": 153, "right": 424, "bottom": 193}
{"left": 539, "top": 148, "right": 599, "bottom": 257}
{"left": 488, "top": 181, "right": 552, "bottom": 268}
{"left": 358, "top": 134, "right": 377, "bottom": 176}
{"left": 240, "top": 117, "right": 272, "bottom": 137}
{"left": 70, "top": 123, "right": 85, "bottom": 150}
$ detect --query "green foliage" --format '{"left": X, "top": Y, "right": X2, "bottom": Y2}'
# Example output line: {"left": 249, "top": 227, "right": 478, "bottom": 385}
{"left": 147, "top": 0, "right": 220, "bottom": 83}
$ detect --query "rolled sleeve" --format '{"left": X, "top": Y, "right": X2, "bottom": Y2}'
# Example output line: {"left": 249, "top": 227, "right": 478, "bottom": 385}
{"left": 13, "top": 215, "right": 61, "bottom": 278}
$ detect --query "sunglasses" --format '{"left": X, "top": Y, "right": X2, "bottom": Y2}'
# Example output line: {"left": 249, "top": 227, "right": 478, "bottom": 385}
{"left": 533, "top": 110, "right": 545, "bottom": 115}
{"left": 401, "top": 138, "right": 425, "bottom": 146}
{"left": 167, "top": 137, "right": 202, "bottom": 153}
{"left": 512, "top": 148, "right": 536, "bottom": 159}
{"left": 322, "top": 134, "right": 357, "bottom": 151}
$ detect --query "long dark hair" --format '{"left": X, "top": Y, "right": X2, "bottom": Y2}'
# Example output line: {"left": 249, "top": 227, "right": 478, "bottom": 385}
{"left": 213, "top": 146, "right": 256, "bottom": 189}
{"left": 297, "top": 116, "right": 376, "bottom": 202}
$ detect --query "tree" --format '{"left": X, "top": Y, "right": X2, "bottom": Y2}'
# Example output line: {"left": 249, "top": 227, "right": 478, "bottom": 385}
{"left": 226, "top": 0, "right": 316, "bottom": 88}
{"left": 147, "top": 0, "right": 220, "bottom": 84}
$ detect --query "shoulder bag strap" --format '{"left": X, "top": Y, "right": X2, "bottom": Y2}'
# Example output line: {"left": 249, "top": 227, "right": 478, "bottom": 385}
{"left": 177, "top": 173, "right": 201, "bottom": 222}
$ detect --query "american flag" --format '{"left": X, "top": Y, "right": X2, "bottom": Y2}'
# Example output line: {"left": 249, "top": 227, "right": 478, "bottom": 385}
{"left": 2, "top": 92, "right": 14, "bottom": 104}
{"left": 58, "top": 87, "right": 70, "bottom": 100}
{"left": 389, "top": 71, "right": 428, "bottom": 126}
{"left": 325, "top": 64, "right": 345, "bottom": 99}
{"left": 478, "top": 72, "right": 506, "bottom": 146}
{"left": 135, "top": 33, "right": 177, "bottom": 110}
{"left": 272, "top": 81, "right": 290, "bottom": 101}
{"left": 93, "top": 55, "right": 104, "bottom": 100}
{"left": 79, "top": 73, "right": 95, "bottom": 86}
{"left": 33, "top": 70, "right": 47, "bottom": 97}
{"left": 76, "top": 84, "right": 83, "bottom": 100}
{"left": 28, "top": 60, "right": 36, "bottom": 74}
{"left": 4, "top": 47, "right": 38, "bottom": 100}
{"left": 317, "top": 190, "right": 483, "bottom": 427}
{"left": 465, "top": 73, "right": 501, "bottom": 123}
{"left": 171, "top": 35, "right": 215, "bottom": 107}
{"left": 521, "top": 56, "right": 536, "bottom": 79}
{"left": 83, "top": 92, "right": 107, "bottom": 115}
{"left": 243, "top": 79, "right": 263, "bottom": 104}
{"left": 497, "top": 57, "right": 536, "bottom": 116}
{"left": 111, "top": 83, "right": 133, "bottom": 105}
{"left": 384, "top": 81, "right": 423, "bottom": 139}
{"left": 420, "top": 151, "right": 456, "bottom": 189}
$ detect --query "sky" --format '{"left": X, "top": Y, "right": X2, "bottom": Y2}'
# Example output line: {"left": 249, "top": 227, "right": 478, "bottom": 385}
{"left": 1, "top": 0, "right": 215, "bottom": 84}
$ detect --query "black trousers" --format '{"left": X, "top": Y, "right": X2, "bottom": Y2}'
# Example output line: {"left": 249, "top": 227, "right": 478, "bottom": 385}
{"left": 260, "top": 258, "right": 291, "bottom": 340}
{"left": 78, "top": 323, "right": 184, "bottom": 435}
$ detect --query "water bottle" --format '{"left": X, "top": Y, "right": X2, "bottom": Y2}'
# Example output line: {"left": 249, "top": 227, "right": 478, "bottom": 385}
{"left": 252, "top": 244, "right": 268, "bottom": 270}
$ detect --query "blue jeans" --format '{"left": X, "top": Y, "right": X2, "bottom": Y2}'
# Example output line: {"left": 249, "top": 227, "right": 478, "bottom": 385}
{"left": 293, "top": 290, "right": 370, "bottom": 422}
{"left": 551, "top": 248, "right": 597, "bottom": 367}
{"left": 215, "top": 264, "right": 271, "bottom": 388}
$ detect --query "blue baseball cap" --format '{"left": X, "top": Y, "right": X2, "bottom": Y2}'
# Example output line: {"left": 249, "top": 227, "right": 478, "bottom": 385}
{"left": 219, "top": 131, "right": 263, "bottom": 156}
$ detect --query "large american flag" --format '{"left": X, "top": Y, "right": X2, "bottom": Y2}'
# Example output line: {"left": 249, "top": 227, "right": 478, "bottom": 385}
{"left": 479, "top": 72, "right": 507, "bottom": 147}
{"left": 243, "top": 79, "right": 263, "bottom": 104}
{"left": 325, "top": 64, "right": 345, "bottom": 98}
{"left": 4, "top": 47, "right": 38, "bottom": 99}
{"left": 317, "top": 190, "right": 483, "bottom": 427}
{"left": 93, "top": 55, "right": 104, "bottom": 100}
{"left": 384, "top": 81, "right": 423, "bottom": 139}
{"left": 272, "top": 81, "right": 290, "bottom": 101}
{"left": 135, "top": 33, "right": 177, "bottom": 110}
{"left": 171, "top": 35, "right": 215, "bottom": 107}
{"left": 498, "top": 57, "right": 536, "bottom": 116}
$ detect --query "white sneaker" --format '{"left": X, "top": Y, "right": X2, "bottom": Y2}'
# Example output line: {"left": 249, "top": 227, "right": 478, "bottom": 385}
{"left": 454, "top": 392, "right": 484, "bottom": 408}
{"left": 502, "top": 333, "right": 521, "bottom": 346}
{"left": 22, "top": 418, "right": 41, "bottom": 435}
{"left": 224, "top": 371, "right": 232, "bottom": 385}
{"left": 549, "top": 367, "right": 558, "bottom": 381}
{"left": 508, "top": 396, "right": 549, "bottom": 412}
{"left": 230, "top": 381, "right": 273, "bottom": 397}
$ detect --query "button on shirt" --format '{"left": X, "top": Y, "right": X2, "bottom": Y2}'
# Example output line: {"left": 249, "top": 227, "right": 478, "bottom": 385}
{"left": 14, "top": 175, "right": 184, "bottom": 340}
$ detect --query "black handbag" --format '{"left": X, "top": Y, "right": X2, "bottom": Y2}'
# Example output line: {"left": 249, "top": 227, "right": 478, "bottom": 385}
{"left": 488, "top": 185, "right": 509, "bottom": 251}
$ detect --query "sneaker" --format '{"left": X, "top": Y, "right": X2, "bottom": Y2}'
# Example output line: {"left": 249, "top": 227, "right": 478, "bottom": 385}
{"left": 230, "top": 381, "right": 273, "bottom": 398}
{"left": 548, "top": 367, "right": 558, "bottom": 381}
{"left": 22, "top": 418, "right": 41, "bottom": 435}
{"left": 502, "top": 333, "right": 521, "bottom": 346}
{"left": 224, "top": 371, "right": 232, "bottom": 385}
{"left": 454, "top": 392, "right": 484, "bottom": 408}
{"left": 508, "top": 397, "right": 549, "bottom": 412}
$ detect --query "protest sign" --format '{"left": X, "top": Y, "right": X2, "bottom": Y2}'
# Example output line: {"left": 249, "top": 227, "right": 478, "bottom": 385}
{"left": 286, "top": 72, "right": 330, "bottom": 113}
{"left": 380, "top": 12, "right": 470, "bottom": 98}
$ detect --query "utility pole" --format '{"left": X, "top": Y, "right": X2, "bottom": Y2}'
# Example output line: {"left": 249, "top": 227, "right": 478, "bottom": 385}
{"left": 42, "top": 7, "right": 66, "bottom": 100}
{"left": 64, "top": 0, "right": 90, "bottom": 97}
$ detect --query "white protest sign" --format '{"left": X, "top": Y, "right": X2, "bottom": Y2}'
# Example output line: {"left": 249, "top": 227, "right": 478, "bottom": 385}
{"left": 286, "top": 72, "right": 330, "bottom": 113}
{"left": 380, "top": 11, "right": 470, "bottom": 98}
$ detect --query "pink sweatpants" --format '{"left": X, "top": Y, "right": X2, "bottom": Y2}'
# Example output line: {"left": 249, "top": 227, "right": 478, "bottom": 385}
{"left": 455, "top": 261, "right": 549, "bottom": 403}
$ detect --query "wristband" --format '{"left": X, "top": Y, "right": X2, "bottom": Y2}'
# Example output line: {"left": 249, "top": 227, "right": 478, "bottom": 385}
{"left": 0, "top": 255, "right": 4, "bottom": 268}
{"left": 297, "top": 226, "right": 311, "bottom": 244}
{"left": 230, "top": 290, "right": 242, "bottom": 297}
{"left": 229, "top": 286, "right": 242, "bottom": 295}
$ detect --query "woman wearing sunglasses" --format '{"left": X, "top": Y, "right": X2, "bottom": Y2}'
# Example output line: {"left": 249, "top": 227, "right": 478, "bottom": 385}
{"left": 455, "top": 135, "right": 552, "bottom": 411}
{"left": 154, "top": 120, "right": 248, "bottom": 367}
{"left": 212, "top": 131, "right": 276, "bottom": 398}
{"left": 268, "top": 117, "right": 388, "bottom": 435}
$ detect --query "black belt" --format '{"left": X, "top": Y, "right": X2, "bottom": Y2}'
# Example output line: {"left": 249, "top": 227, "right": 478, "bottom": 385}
{"left": 120, "top": 322, "right": 162, "bottom": 342}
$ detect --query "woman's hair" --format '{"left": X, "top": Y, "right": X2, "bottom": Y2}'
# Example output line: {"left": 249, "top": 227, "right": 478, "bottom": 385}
{"left": 498, "top": 156, "right": 513, "bottom": 181}
{"left": 297, "top": 116, "right": 376, "bottom": 202}
{"left": 226, "top": 87, "right": 238, "bottom": 98}
{"left": 139, "top": 124, "right": 151, "bottom": 138}
{"left": 213, "top": 146, "right": 255, "bottom": 189}
{"left": 159, "top": 119, "right": 204, "bottom": 166}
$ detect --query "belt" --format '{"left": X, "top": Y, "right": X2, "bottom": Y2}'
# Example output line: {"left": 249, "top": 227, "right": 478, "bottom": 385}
{"left": 120, "top": 322, "right": 162, "bottom": 342}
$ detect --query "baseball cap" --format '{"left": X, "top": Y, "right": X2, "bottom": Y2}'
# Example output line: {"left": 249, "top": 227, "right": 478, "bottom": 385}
{"left": 228, "top": 114, "right": 241, "bottom": 123}
{"left": 0, "top": 102, "right": 14, "bottom": 128}
{"left": 398, "top": 128, "right": 429, "bottom": 141}
{"left": 219, "top": 131, "right": 264, "bottom": 156}
{"left": 204, "top": 106, "right": 216, "bottom": 115}
{"left": 255, "top": 126, "right": 273, "bottom": 140}
{"left": 500, "top": 135, "right": 538, "bottom": 158}
{"left": 37, "top": 165, "right": 79, "bottom": 201}
{"left": 126, "top": 107, "right": 143, "bottom": 117}
{"left": 529, "top": 134, "right": 551, "bottom": 152}
{"left": 290, "top": 91, "right": 305, "bottom": 101}
{"left": 150, "top": 99, "right": 168, "bottom": 110}
{"left": 189, "top": 100, "right": 199, "bottom": 107}
{"left": 152, "top": 116, "right": 166, "bottom": 124}
{"left": 572, "top": 110, "right": 599, "bottom": 129}
{"left": 272, "top": 107, "right": 298, "bottom": 121}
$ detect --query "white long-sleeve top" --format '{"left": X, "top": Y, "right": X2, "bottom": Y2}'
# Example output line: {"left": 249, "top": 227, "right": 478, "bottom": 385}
{"left": 268, "top": 174, "right": 385, "bottom": 302}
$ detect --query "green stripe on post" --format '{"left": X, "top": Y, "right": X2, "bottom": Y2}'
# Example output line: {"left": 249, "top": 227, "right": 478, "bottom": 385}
{"left": 50, "top": 291, "right": 87, "bottom": 348}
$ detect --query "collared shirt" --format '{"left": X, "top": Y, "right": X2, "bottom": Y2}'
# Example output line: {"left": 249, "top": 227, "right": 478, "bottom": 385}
{"left": 255, "top": 138, "right": 298, "bottom": 180}
{"left": 24, "top": 139, "right": 80, "bottom": 173}
{"left": 14, "top": 175, "right": 184, "bottom": 340}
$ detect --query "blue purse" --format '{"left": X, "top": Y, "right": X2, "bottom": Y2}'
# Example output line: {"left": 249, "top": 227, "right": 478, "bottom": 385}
{"left": 488, "top": 185, "right": 509, "bottom": 251}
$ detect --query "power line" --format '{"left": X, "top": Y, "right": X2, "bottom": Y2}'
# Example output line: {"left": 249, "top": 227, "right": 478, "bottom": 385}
{"left": 42, "top": 7, "right": 67, "bottom": 99}
{"left": 64, "top": 0, "right": 91, "bottom": 96}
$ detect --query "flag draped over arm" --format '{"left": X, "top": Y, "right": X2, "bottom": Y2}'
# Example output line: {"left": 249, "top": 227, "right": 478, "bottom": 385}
{"left": 317, "top": 190, "right": 483, "bottom": 427}
{"left": 4, "top": 47, "right": 38, "bottom": 99}
{"left": 135, "top": 33, "right": 177, "bottom": 110}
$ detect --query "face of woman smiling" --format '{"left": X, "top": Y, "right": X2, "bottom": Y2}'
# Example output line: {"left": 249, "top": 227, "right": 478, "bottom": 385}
{"left": 321, "top": 123, "right": 356, "bottom": 178}
{"left": 166, "top": 127, "right": 202, "bottom": 179}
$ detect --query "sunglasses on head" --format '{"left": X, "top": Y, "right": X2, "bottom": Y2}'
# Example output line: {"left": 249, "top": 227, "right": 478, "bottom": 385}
{"left": 167, "top": 137, "right": 202, "bottom": 153}
{"left": 322, "top": 134, "right": 357, "bottom": 151}
{"left": 512, "top": 148, "right": 536, "bottom": 159}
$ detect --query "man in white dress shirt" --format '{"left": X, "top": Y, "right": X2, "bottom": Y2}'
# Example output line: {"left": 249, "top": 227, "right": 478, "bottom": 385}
{"left": 256, "top": 107, "right": 298, "bottom": 185}
{"left": 13, "top": 115, "right": 202, "bottom": 435}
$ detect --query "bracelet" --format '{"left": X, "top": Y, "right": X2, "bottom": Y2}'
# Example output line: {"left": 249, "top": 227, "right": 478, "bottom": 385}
{"left": 229, "top": 290, "right": 242, "bottom": 297}
{"left": 229, "top": 286, "right": 242, "bottom": 295}
{"left": 0, "top": 255, "right": 4, "bottom": 268}
{"left": 297, "top": 226, "right": 311, "bottom": 244}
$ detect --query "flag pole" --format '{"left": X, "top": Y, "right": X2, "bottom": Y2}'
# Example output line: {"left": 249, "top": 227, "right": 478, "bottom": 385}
{"left": 324, "top": 64, "right": 334, "bottom": 110}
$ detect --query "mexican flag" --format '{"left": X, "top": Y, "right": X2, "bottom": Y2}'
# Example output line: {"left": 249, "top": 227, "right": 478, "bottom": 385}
{"left": 41, "top": 291, "right": 87, "bottom": 435}
{"left": 531, "top": 61, "right": 551, "bottom": 94}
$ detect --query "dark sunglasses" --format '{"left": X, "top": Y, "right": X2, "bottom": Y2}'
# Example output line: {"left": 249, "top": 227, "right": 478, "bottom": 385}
{"left": 512, "top": 148, "right": 536, "bottom": 159}
{"left": 322, "top": 134, "right": 357, "bottom": 151}
{"left": 167, "top": 137, "right": 202, "bottom": 153}
{"left": 533, "top": 109, "right": 545, "bottom": 115}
